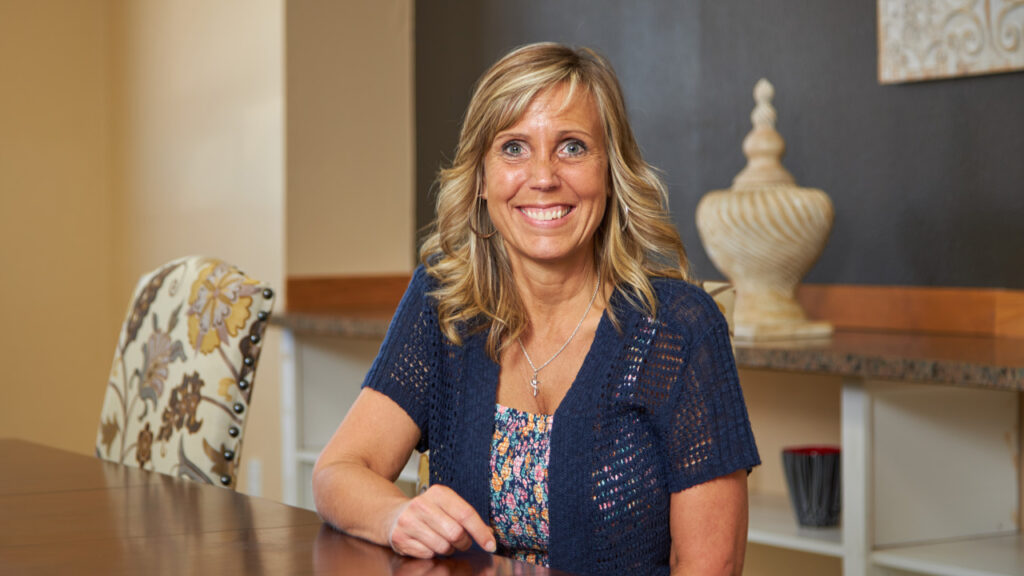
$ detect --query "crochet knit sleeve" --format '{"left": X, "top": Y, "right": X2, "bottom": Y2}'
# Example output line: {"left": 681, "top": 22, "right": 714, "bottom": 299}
{"left": 654, "top": 285, "right": 761, "bottom": 493}
{"left": 361, "top": 265, "right": 438, "bottom": 453}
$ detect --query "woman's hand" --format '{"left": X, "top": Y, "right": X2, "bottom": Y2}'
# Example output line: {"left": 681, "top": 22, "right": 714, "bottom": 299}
{"left": 387, "top": 484, "right": 497, "bottom": 558}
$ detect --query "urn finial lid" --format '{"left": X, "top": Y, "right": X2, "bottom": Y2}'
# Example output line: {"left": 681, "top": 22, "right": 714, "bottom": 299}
{"left": 732, "top": 78, "right": 796, "bottom": 190}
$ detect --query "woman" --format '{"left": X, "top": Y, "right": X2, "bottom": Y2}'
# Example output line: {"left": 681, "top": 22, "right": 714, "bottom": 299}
{"left": 313, "top": 42, "right": 760, "bottom": 575}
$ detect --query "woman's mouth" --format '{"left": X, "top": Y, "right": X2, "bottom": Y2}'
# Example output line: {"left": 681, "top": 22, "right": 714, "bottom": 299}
{"left": 518, "top": 206, "right": 573, "bottom": 221}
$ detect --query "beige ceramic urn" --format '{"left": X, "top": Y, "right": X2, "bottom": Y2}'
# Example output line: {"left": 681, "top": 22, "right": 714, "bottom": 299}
{"left": 696, "top": 79, "right": 834, "bottom": 341}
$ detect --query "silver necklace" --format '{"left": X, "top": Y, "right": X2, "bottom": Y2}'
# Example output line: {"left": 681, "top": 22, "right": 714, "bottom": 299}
{"left": 517, "top": 276, "right": 601, "bottom": 397}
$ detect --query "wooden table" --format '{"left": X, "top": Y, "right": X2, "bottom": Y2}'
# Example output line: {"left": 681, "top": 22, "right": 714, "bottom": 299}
{"left": 0, "top": 439, "right": 568, "bottom": 575}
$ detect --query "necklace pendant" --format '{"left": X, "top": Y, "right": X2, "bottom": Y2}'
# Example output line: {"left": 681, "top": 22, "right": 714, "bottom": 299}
{"left": 516, "top": 275, "right": 600, "bottom": 400}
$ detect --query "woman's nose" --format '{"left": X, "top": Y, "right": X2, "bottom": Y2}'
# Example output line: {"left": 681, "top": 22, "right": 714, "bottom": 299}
{"left": 528, "top": 156, "right": 560, "bottom": 191}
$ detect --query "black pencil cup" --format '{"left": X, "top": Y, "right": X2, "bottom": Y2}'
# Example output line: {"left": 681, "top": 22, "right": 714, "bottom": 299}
{"left": 782, "top": 445, "right": 841, "bottom": 528}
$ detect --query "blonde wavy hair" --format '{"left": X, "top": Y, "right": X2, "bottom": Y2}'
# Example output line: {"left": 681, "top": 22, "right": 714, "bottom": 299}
{"left": 419, "top": 42, "right": 689, "bottom": 358}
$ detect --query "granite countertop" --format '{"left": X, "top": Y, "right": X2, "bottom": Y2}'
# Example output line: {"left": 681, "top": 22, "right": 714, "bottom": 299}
{"left": 733, "top": 331, "right": 1024, "bottom": 392}
{"left": 272, "top": 311, "right": 393, "bottom": 339}
{"left": 272, "top": 312, "right": 1024, "bottom": 392}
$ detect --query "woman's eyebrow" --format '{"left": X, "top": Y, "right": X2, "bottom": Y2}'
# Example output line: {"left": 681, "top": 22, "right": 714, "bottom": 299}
{"left": 556, "top": 129, "right": 594, "bottom": 139}
{"left": 494, "top": 129, "right": 595, "bottom": 141}
{"left": 494, "top": 131, "right": 529, "bottom": 141}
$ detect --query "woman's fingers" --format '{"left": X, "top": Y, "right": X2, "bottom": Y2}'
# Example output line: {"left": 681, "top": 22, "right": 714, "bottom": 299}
{"left": 387, "top": 485, "right": 496, "bottom": 558}
{"left": 428, "top": 486, "right": 496, "bottom": 552}
{"left": 450, "top": 530, "right": 473, "bottom": 552}
{"left": 389, "top": 502, "right": 453, "bottom": 557}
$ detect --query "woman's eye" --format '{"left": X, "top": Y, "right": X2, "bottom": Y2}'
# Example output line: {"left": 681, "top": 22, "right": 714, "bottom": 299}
{"left": 562, "top": 140, "right": 587, "bottom": 156}
{"left": 502, "top": 142, "right": 524, "bottom": 156}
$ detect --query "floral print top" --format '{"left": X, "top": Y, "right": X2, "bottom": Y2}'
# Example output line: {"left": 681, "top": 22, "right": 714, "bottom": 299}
{"left": 489, "top": 404, "right": 553, "bottom": 567}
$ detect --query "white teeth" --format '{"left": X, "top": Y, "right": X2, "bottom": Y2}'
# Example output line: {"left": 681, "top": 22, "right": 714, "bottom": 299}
{"left": 520, "top": 206, "right": 571, "bottom": 221}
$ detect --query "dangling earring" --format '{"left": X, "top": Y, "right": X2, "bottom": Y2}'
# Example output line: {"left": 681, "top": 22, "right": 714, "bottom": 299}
{"left": 620, "top": 201, "right": 631, "bottom": 232}
{"left": 469, "top": 195, "right": 497, "bottom": 239}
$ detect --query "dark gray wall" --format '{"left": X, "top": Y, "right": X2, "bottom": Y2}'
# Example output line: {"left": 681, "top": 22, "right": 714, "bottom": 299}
{"left": 415, "top": 1, "right": 1024, "bottom": 288}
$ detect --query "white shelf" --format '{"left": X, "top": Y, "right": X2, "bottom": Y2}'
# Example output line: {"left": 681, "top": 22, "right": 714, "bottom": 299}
{"left": 748, "top": 491, "right": 844, "bottom": 558}
{"left": 872, "top": 533, "right": 1024, "bottom": 576}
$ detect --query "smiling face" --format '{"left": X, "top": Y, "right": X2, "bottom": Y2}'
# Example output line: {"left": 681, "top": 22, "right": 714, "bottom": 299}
{"left": 482, "top": 84, "right": 609, "bottom": 273}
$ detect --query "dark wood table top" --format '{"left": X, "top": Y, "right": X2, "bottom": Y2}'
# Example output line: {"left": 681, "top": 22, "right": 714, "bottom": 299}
{"left": 0, "top": 439, "right": 568, "bottom": 575}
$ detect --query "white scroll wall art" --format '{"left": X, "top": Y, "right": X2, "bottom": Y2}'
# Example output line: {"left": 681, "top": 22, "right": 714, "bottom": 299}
{"left": 878, "top": 0, "right": 1024, "bottom": 83}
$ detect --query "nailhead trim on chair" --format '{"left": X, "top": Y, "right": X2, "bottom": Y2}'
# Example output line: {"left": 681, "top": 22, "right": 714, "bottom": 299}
{"left": 95, "top": 256, "right": 275, "bottom": 489}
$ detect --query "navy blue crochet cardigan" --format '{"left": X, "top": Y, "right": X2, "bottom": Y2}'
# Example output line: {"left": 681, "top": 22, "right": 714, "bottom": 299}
{"left": 363, "top": 265, "right": 760, "bottom": 575}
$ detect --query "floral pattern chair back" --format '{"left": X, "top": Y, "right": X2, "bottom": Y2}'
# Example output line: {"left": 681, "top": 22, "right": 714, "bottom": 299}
{"left": 96, "top": 256, "right": 275, "bottom": 488}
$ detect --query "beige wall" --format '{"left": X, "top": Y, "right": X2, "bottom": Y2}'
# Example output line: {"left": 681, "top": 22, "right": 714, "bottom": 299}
{"left": 286, "top": 0, "right": 415, "bottom": 276}
{"left": 111, "top": 0, "right": 285, "bottom": 499}
{"left": 112, "top": 0, "right": 285, "bottom": 291}
{"left": 0, "top": 0, "right": 413, "bottom": 505}
{"left": 281, "top": 0, "right": 416, "bottom": 508}
{"left": 0, "top": 0, "right": 117, "bottom": 454}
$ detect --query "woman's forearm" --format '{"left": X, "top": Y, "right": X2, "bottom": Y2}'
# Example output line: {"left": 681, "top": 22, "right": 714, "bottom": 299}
{"left": 312, "top": 458, "right": 410, "bottom": 546}
{"left": 313, "top": 392, "right": 493, "bottom": 557}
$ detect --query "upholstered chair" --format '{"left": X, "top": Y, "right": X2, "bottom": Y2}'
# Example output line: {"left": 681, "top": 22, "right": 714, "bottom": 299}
{"left": 96, "top": 256, "right": 275, "bottom": 489}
